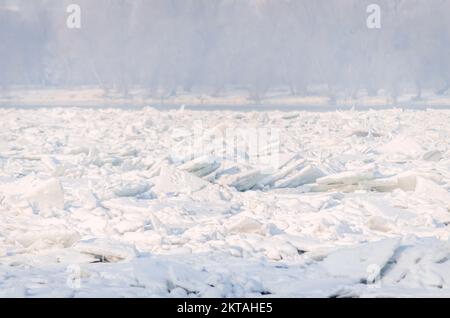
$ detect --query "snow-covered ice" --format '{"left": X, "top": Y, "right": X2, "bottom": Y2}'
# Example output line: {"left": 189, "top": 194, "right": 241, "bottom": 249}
{"left": 1, "top": 106, "right": 450, "bottom": 297}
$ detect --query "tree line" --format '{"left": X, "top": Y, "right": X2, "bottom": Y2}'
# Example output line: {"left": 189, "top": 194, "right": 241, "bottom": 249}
{"left": 1, "top": 0, "right": 450, "bottom": 102}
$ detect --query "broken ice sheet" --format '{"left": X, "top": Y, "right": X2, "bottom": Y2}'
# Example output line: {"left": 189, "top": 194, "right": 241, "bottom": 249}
{"left": 1, "top": 108, "right": 450, "bottom": 297}
{"left": 320, "top": 238, "right": 401, "bottom": 282}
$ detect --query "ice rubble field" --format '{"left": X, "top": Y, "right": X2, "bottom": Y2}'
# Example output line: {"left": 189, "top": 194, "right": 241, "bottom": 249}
{"left": 1, "top": 106, "right": 450, "bottom": 298}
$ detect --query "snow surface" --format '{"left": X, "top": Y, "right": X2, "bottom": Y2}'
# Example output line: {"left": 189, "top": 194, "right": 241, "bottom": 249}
{"left": 1, "top": 106, "right": 450, "bottom": 297}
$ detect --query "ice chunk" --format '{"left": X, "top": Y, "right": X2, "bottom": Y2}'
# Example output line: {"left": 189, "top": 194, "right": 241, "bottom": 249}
{"left": 112, "top": 220, "right": 145, "bottom": 235}
{"left": 379, "top": 136, "right": 423, "bottom": 158}
{"left": 366, "top": 216, "right": 393, "bottom": 233}
{"left": 350, "top": 130, "right": 382, "bottom": 138}
{"left": 358, "top": 197, "right": 416, "bottom": 221}
{"left": 114, "top": 182, "right": 152, "bottom": 197}
{"left": 74, "top": 238, "right": 138, "bottom": 262}
{"left": 380, "top": 237, "right": 450, "bottom": 289}
{"left": 415, "top": 177, "right": 450, "bottom": 205}
{"left": 131, "top": 257, "right": 208, "bottom": 295}
{"left": 362, "top": 172, "right": 443, "bottom": 192}
{"left": 227, "top": 216, "right": 264, "bottom": 235}
{"left": 25, "top": 178, "right": 65, "bottom": 212}
{"left": 131, "top": 258, "right": 172, "bottom": 293}
{"left": 10, "top": 228, "right": 80, "bottom": 249}
{"left": 317, "top": 170, "right": 375, "bottom": 186}
{"left": 152, "top": 165, "right": 209, "bottom": 196}
{"left": 361, "top": 174, "right": 414, "bottom": 192}
{"left": 75, "top": 188, "right": 99, "bottom": 210}
{"left": 166, "top": 263, "right": 209, "bottom": 293}
{"left": 384, "top": 172, "right": 417, "bottom": 192}
{"left": 275, "top": 165, "right": 325, "bottom": 188}
{"left": 40, "top": 156, "right": 63, "bottom": 174}
{"left": 422, "top": 150, "right": 443, "bottom": 162}
{"left": 178, "top": 156, "right": 221, "bottom": 178}
{"left": 260, "top": 158, "right": 305, "bottom": 186}
{"left": 321, "top": 238, "right": 401, "bottom": 281}
{"left": 230, "top": 170, "right": 269, "bottom": 192}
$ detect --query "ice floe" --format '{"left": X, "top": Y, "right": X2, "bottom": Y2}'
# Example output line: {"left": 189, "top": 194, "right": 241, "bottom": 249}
{"left": 1, "top": 107, "right": 450, "bottom": 297}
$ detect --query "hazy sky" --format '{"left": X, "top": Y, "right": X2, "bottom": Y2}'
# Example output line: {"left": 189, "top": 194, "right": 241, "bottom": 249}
{"left": 1, "top": 0, "right": 449, "bottom": 99}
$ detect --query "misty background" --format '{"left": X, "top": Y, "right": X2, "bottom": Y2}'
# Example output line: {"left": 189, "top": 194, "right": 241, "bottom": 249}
{"left": 1, "top": 0, "right": 450, "bottom": 102}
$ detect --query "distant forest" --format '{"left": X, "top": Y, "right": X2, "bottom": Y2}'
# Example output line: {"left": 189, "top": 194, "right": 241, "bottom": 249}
{"left": 1, "top": 0, "right": 450, "bottom": 101}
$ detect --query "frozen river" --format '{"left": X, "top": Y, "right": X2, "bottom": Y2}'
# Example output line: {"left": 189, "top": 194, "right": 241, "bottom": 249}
{"left": 0, "top": 106, "right": 449, "bottom": 297}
